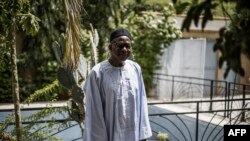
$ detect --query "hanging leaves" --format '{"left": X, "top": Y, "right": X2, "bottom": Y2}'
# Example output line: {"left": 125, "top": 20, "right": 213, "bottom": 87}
{"left": 18, "top": 13, "right": 40, "bottom": 36}
{"left": 63, "top": 0, "right": 82, "bottom": 70}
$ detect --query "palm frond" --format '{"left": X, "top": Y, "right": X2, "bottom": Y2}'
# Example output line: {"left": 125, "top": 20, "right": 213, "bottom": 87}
{"left": 89, "top": 24, "right": 99, "bottom": 68}
{"left": 63, "top": 0, "right": 82, "bottom": 70}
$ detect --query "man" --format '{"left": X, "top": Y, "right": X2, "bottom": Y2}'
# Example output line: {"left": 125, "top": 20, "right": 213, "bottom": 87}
{"left": 83, "top": 28, "right": 152, "bottom": 141}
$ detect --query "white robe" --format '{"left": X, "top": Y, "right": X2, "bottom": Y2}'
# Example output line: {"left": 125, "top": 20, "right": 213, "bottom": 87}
{"left": 83, "top": 60, "right": 152, "bottom": 141}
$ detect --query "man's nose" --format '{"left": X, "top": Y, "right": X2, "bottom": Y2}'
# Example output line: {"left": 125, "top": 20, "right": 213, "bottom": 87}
{"left": 120, "top": 46, "right": 127, "bottom": 50}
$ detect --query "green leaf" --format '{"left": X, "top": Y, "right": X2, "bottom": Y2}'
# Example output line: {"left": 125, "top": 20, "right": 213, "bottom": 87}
{"left": 193, "top": 3, "right": 205, "bottom": 27}
{"left": 172, "top": 0, "right": 178, "bottom": 4}
{"left": 174, "top": 2, "right": 191, "bottom": 14}
{"left": 18, "top": 13, "right": 40, "bottom": 36}
{"left": 182, "top": 6, "right": 195, "bottom": 31}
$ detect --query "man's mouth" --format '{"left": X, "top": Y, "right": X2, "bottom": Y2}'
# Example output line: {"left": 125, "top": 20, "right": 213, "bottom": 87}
{"left": 119, "top": 53, "right": 127, "bottom": 57}
{"left": 119, "top": 54, "right": 128, "bottom": 60}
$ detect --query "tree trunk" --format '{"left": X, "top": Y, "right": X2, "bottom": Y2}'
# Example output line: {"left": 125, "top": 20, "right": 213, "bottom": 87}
{"left": 11, "top": 17, "right": 22, "bottom": 141}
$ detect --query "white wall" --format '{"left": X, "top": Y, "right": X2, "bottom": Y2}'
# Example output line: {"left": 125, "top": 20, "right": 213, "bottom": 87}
{"left": 159, "top": 39, "right": 206, "bottom": 78}
{"left": 154, "top": 38, "right": 237, "bottom": 100}
{"left": 156, "top": 39, "right": 207, "bottom": 100}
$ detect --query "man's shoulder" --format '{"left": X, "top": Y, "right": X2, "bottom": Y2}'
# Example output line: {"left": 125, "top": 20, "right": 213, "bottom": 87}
{"left": 127, "top": 59, "right": 138, "bottom": 65}
{"left": 91, "top": 60, "right": 109, "bottom": 71}
{"left": 126, "top": 60, "right": 141, "bottom": 71}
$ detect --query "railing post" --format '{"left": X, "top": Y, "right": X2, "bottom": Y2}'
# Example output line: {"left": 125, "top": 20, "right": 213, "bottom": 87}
{"left": 209, "top": 81, "right": 214, "bottom": 111}
{"left": 227, "top": 83, "right": 231, "bottom": 118}
{"left": 224, "top": 81, "right": 228, "bottom": 117}
{"left": 241, "top": 85, "right": 246, "bottom": 121}
{"left": 196, "top": 101, "right": 199, "bottom": 141}
{"left": 155, "top": 74, "right": 159, "bottom": 98}
{"left": 171, "top": 76, "right": 175, "bottom": 101}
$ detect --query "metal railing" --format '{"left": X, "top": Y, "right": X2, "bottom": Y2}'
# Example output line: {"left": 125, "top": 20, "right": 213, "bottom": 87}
{"left": 1, "top": 74, "right": 250, "bottom": 141}
{"left": 149, "top": 73, "right": 250, "bottom": 141}
{"left": 153, "top": 73, "right": 250, "bottom": 116}
{"left": 148, "top": 99, "right": 250, "bottom": 141}
{"left": 0, "top": 106, "right": 82, "bottom": 141}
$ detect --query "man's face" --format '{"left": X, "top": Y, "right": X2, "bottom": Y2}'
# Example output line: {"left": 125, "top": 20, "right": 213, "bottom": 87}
{"left": 110, "top": 36, "right": 132, "bottom": 62}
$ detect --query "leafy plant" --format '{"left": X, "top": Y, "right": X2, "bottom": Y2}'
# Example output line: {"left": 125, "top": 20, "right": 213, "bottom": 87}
{"left": 0, "top": 0, "right": 67, "bottom": 102}
{"left": 214, "top": 8, "right": 250, "bottom": 77}
{"left": 157, "top": 131, "right": 169, "bottom": 141}
{"left": 0, "top": 80, "right": 69, "bottom": 141}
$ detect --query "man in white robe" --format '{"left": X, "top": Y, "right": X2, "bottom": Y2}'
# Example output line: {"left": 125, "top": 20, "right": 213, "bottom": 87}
{"left": 83, "top": 29, "right": 152, "bottom": 141}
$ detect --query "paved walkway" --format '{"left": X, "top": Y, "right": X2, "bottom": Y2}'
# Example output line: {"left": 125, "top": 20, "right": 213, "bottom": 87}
{"left": 148, "top": 97, "right": 230, "bottom": 126}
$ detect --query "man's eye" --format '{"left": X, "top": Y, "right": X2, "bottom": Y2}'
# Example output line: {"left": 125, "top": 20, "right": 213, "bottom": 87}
{"left": 117, "top": 44, "right": 131, "bottom": 49}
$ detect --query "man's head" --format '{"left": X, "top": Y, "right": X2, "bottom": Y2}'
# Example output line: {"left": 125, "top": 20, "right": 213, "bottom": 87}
{"left": 109, "top": 28, "right": 132, "bottom": 42}
{"left": 109, "top": 29, "right": 132, "bottom": 66}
